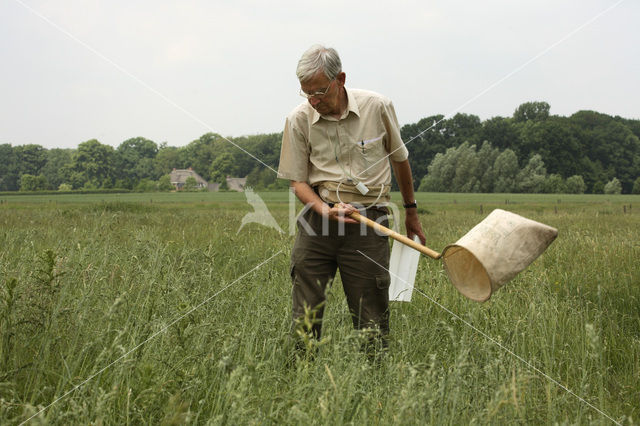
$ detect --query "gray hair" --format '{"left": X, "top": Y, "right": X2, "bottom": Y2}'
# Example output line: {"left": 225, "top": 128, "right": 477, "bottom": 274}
{"left": 296, "top": 44, "right": 342, "bottom": 83}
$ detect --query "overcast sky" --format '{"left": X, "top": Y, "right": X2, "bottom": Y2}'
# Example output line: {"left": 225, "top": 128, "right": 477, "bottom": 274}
{"left": 1, "top": 0, "right": 638, "bottom": 149}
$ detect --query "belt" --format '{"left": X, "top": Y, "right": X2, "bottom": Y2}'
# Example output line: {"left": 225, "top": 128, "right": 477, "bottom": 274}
{"left": 313, "top": 186, "right": 388, "bottom": 213}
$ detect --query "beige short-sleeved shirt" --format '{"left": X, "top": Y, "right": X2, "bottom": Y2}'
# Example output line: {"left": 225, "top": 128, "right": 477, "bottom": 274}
{"left": 278, "top": 88, "right": 409, "bottom": 192}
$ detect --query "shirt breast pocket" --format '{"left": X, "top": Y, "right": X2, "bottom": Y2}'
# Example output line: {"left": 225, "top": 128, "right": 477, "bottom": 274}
{"left": 357, "top": 134, "right": 385, "bottom": 159}
{"left": 354, "top": 133, "right": 386, "bottom": 177}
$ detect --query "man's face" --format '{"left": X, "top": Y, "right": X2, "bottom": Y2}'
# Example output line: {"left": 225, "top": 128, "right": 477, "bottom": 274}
{"left": 300, "top": 71, "right": 345, "bottom": 116}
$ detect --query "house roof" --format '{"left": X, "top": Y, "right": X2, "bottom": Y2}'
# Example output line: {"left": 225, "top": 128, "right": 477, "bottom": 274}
{"left": 169, "top": 168, "right": 208, "bottom": 185}
{"left": 168, "top": 168, "right": 247, "bottom": 192}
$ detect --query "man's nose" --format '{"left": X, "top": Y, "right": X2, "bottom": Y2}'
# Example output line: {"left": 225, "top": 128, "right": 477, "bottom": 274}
{"left": 309, "top": 97, "right": 321, "bottom": 107}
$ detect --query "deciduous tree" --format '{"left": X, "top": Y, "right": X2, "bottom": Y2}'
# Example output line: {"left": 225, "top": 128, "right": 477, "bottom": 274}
{"left": 516, "top": 154, "right": 547, "bottom": 193}
{"left": 604, "top": 177, "right": 622, "bottom": 195}
{"left": 493, "top": 149, "right": 519, "bottom": 193}
{"left": 70, "top": 139, "right": 116, "bottom": 188}
{"left": 566, "top": 175, "right": 586, "bottom": 194}
{"left": 513, "top": 101, "right": 550, "bottom": 123}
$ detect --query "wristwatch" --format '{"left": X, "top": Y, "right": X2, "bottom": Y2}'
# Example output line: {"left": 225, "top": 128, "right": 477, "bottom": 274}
{"left": 403, "top": 200, "right": 417, "bottom": 209}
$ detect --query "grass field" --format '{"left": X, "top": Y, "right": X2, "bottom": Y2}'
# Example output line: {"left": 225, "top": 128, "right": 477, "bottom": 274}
{"left": 0, "top": 191, "right": 638, "bottom": 424}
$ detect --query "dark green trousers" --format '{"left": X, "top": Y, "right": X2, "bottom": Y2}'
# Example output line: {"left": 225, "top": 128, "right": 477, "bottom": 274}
{"left": 290, "top": 207, "right": 391, "bottom": 339}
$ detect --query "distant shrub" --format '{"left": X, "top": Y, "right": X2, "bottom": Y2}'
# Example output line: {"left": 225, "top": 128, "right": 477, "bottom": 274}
{"left": 542, "top": 174, "right": 566, "bottom": 194}
{"left": 565, "top": 175, "right": 586, "bottom": 194}
{"left": 135, "top": 178, "right": 158, "bottom": 192}
{"left": 82, "top": 180, "right": 99, "bottom": 190}
{"left": 604, "top": 177, "right": 622, "bottom": 195}
{"left": 184, "top": 176, "right": 198, "bottom": 192}
{"left": 157, "top": 175, "right": 174, "bottom": 191}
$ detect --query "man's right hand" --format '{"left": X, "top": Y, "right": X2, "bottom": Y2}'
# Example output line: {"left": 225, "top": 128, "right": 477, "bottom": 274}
{"left": 324, "top": 202, "right": 359, "bottom": 224}
{"left": 291, "top": 181, "right": 359, "bottom": 224}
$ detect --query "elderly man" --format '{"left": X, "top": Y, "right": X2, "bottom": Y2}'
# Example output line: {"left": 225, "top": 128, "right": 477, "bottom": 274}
{"left": 278, "top": 44, "right": 425, "bottom": 350}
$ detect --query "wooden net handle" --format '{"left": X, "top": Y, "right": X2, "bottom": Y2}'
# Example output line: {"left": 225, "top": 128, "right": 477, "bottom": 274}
{"left": 349, "top": 211, "right": 441, "bottom": 259}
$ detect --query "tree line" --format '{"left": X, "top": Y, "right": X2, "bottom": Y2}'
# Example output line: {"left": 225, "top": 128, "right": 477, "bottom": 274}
{"left": 1, "top": 102, "right": 639, "bottom": 194}
{"left": 402, "top": 102, "right": 640, "bottom": 194}
{"left": 0, "top": 133, "right": 286, "bottom": 193}
{"left": 417, "top": 141, "right": 624, "bottom": 194}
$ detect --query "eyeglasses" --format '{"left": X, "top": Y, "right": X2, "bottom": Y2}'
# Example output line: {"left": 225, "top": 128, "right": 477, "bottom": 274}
{"left": 299, "top": 79, "right": 335, "bottom": 99}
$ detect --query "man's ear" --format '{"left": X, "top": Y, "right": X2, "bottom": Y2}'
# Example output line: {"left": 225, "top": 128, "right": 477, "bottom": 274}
{"left": 336, "top": 72, "right": 346, "bottom": 87}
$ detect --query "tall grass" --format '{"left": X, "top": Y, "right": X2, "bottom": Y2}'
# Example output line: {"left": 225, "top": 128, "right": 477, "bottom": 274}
{"left": 0, "top": 193, "right": 638, "bottom": 424}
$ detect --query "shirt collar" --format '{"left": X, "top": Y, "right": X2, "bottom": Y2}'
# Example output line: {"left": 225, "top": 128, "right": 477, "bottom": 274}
{"left": 311, "top": 87, "right": 361, "bottom": 124}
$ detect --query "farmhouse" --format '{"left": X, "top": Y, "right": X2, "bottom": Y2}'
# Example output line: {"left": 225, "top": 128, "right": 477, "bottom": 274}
{"left": 169, "top": 168, "right": 210, "bottom": 191}
{"left": 169, "top": 168, "right": 246, "bottom": 192}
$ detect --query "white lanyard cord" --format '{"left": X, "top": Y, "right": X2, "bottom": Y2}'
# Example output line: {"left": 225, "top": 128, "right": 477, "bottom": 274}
{"left": 335, "top": 181, "right": 385, "bottom": 206}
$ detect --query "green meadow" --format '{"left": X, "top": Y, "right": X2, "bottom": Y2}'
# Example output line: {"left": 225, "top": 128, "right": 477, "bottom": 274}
{"left": 0, "top": 192, "right": 638, "bottom": 424}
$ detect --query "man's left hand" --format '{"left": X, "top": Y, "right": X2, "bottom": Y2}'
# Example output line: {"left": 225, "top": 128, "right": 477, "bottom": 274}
{"left": 405, "top": 208, "right": 426, "bottom": 245}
